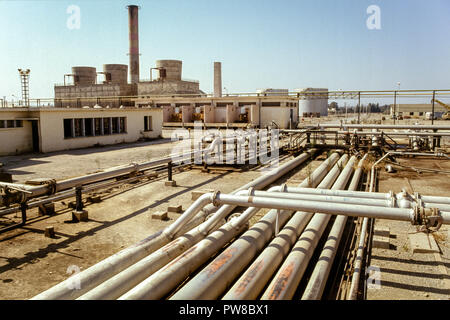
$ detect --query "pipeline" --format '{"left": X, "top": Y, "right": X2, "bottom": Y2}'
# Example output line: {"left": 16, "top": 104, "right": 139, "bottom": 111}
{"left": 260, "top": 155, "right": 356, "bottom": 300}
{"left": 218, "top": 154, "right": 351, "bottom": 300}
{"left": 117, "top": 153, "right": 342, "bottom": 300}
{"left": 170, "top": 153, "right": 345, "bottom": 300}
{"left": 31, "top": 150, "right": 315, "bottom": 300}
{"left": 301, "top": 154, "right": 368, "bottom": 300}
{"left": 347, "top": 149, "right": 450, "bottom": 300}
{"left": 282, "top": 129, "right": 450, "bottom": 138}
{"left": 0, "top": 131, "right": 270, "bottom": 208}
{"left": 299, "top": 124, "right": 450, "bottom": 130}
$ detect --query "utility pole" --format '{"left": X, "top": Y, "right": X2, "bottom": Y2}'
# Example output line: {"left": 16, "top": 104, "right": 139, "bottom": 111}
{"left": 393, "top": 91, "right": 397, "bottom": 125}
{"left": 432, "top": 90, "right": 435, "bottom": 125}
{"left": 357, "top": 92, "right": 361, "bottom": 124}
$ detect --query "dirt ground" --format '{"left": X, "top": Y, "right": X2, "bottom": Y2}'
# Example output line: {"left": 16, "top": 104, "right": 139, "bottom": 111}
{"left": 367, "top": 157, "right": 450, "bottom": 300}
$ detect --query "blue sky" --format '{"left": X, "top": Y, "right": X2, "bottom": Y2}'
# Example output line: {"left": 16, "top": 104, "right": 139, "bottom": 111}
{"left": 1, "top": 0, "right": 449, "bottom": 105}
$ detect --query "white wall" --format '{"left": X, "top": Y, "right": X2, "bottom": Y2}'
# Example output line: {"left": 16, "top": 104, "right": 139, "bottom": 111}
{"left": 35, "top": 108, "right": 162, "bottom": 153}
{"left": 0, "top": 110, "right": 34, "bottom": 156}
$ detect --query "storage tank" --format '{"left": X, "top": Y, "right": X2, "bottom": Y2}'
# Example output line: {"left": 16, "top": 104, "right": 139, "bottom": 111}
{"left": 103, "top": 64, "right": 128, "bottom": 84}
{"left": 156, "top": 60, "right": 182, "bottom": 80}
{"left": 296, "top": 88, "right": 329, "bottom": 116}
{"left": 72, "top": 66, "right": 96, "bottom": 85}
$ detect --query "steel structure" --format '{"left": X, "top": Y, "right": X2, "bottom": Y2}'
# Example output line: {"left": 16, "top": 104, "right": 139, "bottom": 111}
{"left": 18, "top": 68, "right": 30, "bottom": 107}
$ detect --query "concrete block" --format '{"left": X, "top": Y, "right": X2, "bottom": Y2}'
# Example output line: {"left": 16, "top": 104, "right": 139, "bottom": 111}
{"left": 39, "top": 203, "right": 55, "bottom": 216}
{"left": 44, "top": 226, "right": 55, "bottom": 238}
{"left": 152, "top": 211, "right": 168, "bottom": 220}
{"left": 409, "top": 232, "right": 440, "bottom": 253}
{"left": 165, "top": 180, "right": 177, "bottom": 187}
{"left": 87, "top": 195, "right": 102, "bottom": 203}
{"left": 72, "top": 210, "right": 89, "bottom": 222}
{"left": 374, "top": 226, "right": 390, "bottom": 238}
{"left": 168, "top": 205, "right": 182, "bottom": 213}
{"left": 191, "top": 189, "right": 214, "bottom": 201}
{"left": 372, "top": 235, "right": 390, "bottom": 249}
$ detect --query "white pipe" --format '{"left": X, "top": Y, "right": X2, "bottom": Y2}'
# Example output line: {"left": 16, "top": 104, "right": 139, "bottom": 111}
{"left": 301, "top": 154, "right": 368, "bottom": 300}
{"left": 244, "top": 190, "right": 450, "bottom": 211}
{"left": 220, "top": 155, "right": 353, "bottom": 300}
{"left": 260, "top": 155, "right": 356, "bottom": 300}
{"left": 30, "top": 193, "right": 214, "bottom": 300}
{"left": 171, "top": 154, "right": 347, "bottom": 300}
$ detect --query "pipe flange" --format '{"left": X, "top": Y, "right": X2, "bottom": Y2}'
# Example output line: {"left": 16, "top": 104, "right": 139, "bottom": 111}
{"left": 212, "top": 190, "right": 221, "bottom": 207}
{"left": 247, "top": 187, "right": 255, "bottom": 196}
{"left": 413, "top": 206, "right": 443, "bottom": 230}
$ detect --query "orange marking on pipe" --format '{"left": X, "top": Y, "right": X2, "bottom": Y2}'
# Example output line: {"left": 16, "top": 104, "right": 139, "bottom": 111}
{"left": 204, "top": 247, "right": 238, "bottom": 277}
{"left": 233, "top": 259, "right": 264, "bottom": 296}
{"left": 266, "top": 261, "right": 294, "bottom": 300}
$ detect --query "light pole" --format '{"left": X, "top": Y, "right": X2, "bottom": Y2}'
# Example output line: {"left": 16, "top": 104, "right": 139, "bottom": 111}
{"left": 396, "top": 82, "right": 400, "bottom": 121}
{"left": 18, "top": 68, "right": 31, "bottom": 107}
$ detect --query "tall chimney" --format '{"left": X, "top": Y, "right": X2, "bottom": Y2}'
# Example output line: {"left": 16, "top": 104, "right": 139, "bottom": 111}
{"left": 128, "top": 5, "right": 140, "bottom": 84}
{"left": 214, "top": 62, "right": 222, "bottom": 97}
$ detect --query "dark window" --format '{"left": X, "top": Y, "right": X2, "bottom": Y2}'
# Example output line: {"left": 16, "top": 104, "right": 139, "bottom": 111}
{"left": 262, "top": 102, "right": 281, "bottom": 107}
{"left": 95, "top": 118, "right": 102, "bottom": 135}
{"left": 144, "top": 116, "right": 152, "bottom": 131}
{"left": 419, "top": 112, "right": 424, "bottom": 116}
{"left": 85, "top": 118, "right": 93, "bottom": 136}
{"left": 15, "top": 120, "right": 23, "bottom": 127}
{"left": 112, "top": 117, "right": 119, "bottom": 134}
{"left": 74, "top": 119, "right": 83, "bottom": 137}
{"left": 103, "top": 118, "right": 111, "bottom": 135}
{"left": 120, "top": 117, "right": 126, "bottom": 133}
{"left": 410, "top": 112, "right": 414, "bottom": 116}
{"left": 64, "top": 119, "right": 73, "bottom": 138}
{"left": 0, "top": 120, "right": 5, "bottom": 128}
{"left": 6, "top": 120, "right": 15, "bottom": 128}
{"left": 217, "top": 102, "right": 232, "bottom": 107}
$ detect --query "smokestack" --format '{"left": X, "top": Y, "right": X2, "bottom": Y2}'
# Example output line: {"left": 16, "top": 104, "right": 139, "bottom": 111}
{"left": 127, "top": 5, "right": 140, "bottom": 84}
{"left": 214, "top": 61, "right": 222, "bottom": 97}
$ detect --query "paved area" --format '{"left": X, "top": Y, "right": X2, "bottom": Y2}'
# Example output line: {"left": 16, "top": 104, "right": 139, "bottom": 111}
{"left": 0, "top": 138, "right": 175, "bottom": 183}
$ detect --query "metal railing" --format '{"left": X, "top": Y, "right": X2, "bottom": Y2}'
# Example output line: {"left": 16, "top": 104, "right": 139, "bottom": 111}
{"left": 2, "top": 89, "right": 450, "bottom": 109}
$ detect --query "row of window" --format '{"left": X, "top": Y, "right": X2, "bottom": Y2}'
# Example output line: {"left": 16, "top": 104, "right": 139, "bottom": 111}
{"left": 0, "top": 120, "right": 23, "bottom": 129}
{"left": 64, "top": 117, "right": 127, "bottom": 139}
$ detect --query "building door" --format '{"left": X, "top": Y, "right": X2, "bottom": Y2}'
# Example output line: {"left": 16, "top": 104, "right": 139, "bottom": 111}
{"left": 289, "top": 109, "right": 293, "bottom": 129}
{"left": 31, "top": 120, "right": 40, "bottom": 153}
